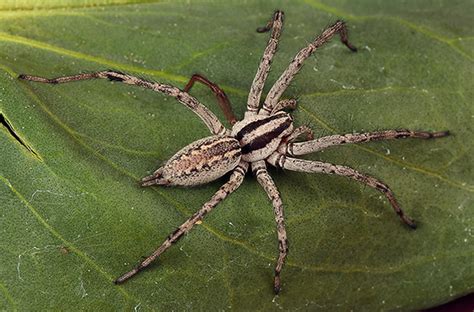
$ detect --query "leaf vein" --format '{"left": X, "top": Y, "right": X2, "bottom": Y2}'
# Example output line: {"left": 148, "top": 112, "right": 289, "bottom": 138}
{"left": 298, "top": 105, "right": 473, "bottom": 192}
{"left": 302, "top": 0, "right": 473, "bottom": 61}
{"left": 0, "top": 281, "right": 16, "bottom": 311}
{"left": 0, "top": 176, "right": 139, "bottom": 305}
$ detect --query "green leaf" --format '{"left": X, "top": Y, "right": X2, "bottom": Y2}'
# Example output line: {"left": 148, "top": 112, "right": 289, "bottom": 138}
{"left": 0, "top": 0, "right": 472, "bottom": 310}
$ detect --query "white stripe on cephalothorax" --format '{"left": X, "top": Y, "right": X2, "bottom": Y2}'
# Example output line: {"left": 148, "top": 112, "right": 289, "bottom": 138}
{"left": 234, "top": 113, "right": 290, "bottom": 146}
{"left": 231, "top": 112, "right": 293, "bottom": 162}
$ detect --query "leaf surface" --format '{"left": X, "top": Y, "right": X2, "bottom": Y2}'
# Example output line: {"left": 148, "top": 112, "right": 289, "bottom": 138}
{"left": 0, "top": 0, "right": 472, "bottom": 310}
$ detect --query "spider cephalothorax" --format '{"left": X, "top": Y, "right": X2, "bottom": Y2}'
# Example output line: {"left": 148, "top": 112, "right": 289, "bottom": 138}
{"left": 19, "top": 11, "right": 449, "bottom": 294}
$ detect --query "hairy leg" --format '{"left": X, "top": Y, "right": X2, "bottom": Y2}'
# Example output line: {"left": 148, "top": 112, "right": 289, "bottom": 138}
{"left": 285, "top": 125, "right": 314, "bottom": 143}
{"left": 19, "top": 70, "right": 227, "bottom": 135}
{"left": 184, "top": 73, "right": 237, "bottom": 125}
{"left": 115, "top": 161, "right": 249, "bottom": 284}
{"left": 246, "top": 10, "right": 284, "bottom": 116}
{"left": 267, "top": 154, "right": 417, "bottom": 228}
{"left": 261, "top": 20, "right": 356, "bottom": 114}
{"left": 288, "top": 129, "right": 449, "bottom": 156}
{"left": 252, "top": 160, "right": 288, "bottom": 294}
{"left": 269, "top": 99, "right": 297, "bottom": 115}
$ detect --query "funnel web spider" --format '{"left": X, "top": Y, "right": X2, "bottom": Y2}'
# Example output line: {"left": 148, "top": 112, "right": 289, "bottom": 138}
{"left": 19, "top": 11, "right": 449, "bottom": 294}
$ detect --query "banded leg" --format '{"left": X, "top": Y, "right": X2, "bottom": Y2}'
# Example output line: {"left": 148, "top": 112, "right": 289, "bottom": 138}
{"left": 252, "top": 160, "right": 288, "bottom": 294}
{"left": 267, "top": 155, "right": 417, "bottom": 228}
{"left": 19, "top": 70, "right": 227, "bottom": 135}
{"left": 288, "top": 129, "right": 450, "bottom": 156}
{"left": 184, "top": 73, "right": 237, "bottom": 125}
{"left": 270, "top": 99, "right": 297, "bottom": 115}
{"left": 246, "top": 10, "right": 284, "bottom": 117}
{"left": 277, "top": 126, "right": 314, "bottom": 155}
{"left": 115, "top": 162, "right": 249, "bottom": 284}
{"left": 286, "top": 125, "right": 314, "bottom": 142}
{"left": 262, "top": 21, "right": 357, "bottom": 114}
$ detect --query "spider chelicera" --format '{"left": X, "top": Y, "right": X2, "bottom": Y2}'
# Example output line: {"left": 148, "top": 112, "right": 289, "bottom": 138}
{"left": 19, "top": 11, "right": 449, "bottom": 294}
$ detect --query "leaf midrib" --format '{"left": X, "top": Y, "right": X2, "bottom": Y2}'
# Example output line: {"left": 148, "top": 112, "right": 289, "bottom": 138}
{"left": 3, "top": 63, "right": 473, "bottom": 273}
{"left": 0, "top": 26, "right": 468, "bottom": 188}
{"left": 0, "top": 0, "right": 471, "bottom": 288}
{"left": 0, "top": 0, "right": 471, "bottom": 60}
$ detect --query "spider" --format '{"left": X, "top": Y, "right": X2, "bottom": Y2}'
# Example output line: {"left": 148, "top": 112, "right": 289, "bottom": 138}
{"left": 19, "top": 11, "right": 449, "bottom": 294}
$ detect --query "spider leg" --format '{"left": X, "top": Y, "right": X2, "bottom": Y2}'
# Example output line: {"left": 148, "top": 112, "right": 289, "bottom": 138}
{"left": 183, "top": 73, "right": 237, "bottom": 125}
{"left": 18, "top": 70, "right": 227, "bottom": 135}
{"left": 114, "top": 161, "right": 248, "bottom": 284}
{"left": 266, "top": 98, "right": 297, "bottom": 115}
{"left": 276, "top": 126, "right": 314, "bottom": 156}
{"left": 252, "top": 160, "right": 288, "bottom": 294}
{"left": 261, "top": 20, "right": 357, "bottom": 115}
{"left": 246, "top": 10, "right": 284, "bottom": 117}
{"left": 267, "top": 154, "right": 417, "bottom": 229}
{"left": 285, "top": 125, "right": 314, "bottom": 142}
{"left": 288, "top": 129, "right": 450, "bottom": 156}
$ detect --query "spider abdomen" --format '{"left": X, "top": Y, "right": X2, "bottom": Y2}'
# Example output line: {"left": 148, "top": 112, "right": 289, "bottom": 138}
{"left": 142, "top": 136, "right": 241, "bottom": 186}
{"left": 231, "top": 111, "right": 293, "bottom": 162}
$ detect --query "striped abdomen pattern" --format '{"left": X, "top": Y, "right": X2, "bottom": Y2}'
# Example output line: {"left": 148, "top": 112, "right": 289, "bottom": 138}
{"left": 147, "top": 136, "right": 241, "bottom": 186}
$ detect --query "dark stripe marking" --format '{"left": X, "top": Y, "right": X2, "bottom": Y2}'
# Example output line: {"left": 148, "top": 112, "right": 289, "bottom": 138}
{"left": 254, "top": 169, "right": 267, "bottom": 178}
{"left": 235, "top": 113, "right": 287, "bottom": 141}
{"left": 241, "top": 119, "right": 292, "bottom": 154}
{"left": 107, "top": 74, "right": 125, "bottom": 82}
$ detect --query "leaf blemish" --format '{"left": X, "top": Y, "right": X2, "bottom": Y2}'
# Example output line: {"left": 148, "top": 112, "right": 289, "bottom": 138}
{"left": 0, "top": 113, "right": 41, "bottom": 160}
